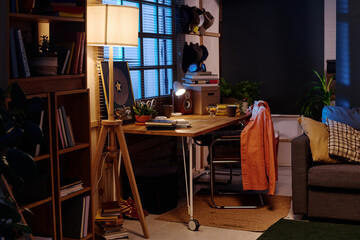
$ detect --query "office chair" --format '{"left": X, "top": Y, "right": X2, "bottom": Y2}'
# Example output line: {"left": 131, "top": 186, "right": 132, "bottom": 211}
{"left": 209, "top": 127, "right": 265, "bottom": 209}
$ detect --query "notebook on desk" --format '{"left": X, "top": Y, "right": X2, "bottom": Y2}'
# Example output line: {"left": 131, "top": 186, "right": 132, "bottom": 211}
{"left": 145, "top": 119, "right": 191, "bottom": 130}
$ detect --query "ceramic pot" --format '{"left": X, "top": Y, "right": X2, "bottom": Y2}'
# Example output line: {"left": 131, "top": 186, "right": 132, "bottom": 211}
{"left": 135, "top": 115, "right": 151, "bottom": 125}
{"left": 30, "top": 57, "right": 58, "bottom": 76}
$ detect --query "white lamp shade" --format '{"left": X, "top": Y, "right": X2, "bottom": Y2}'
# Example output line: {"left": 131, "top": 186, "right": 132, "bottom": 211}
{"left": 87, "top": 4, "right": 139, "bottom": 47}
{"left": 173, "top": 81, "right": 186, "bottom": 96}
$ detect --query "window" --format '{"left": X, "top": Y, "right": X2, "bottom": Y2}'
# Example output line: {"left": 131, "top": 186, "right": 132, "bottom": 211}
{"left": 102, "top": 0, "right": 175, "bottom": 100}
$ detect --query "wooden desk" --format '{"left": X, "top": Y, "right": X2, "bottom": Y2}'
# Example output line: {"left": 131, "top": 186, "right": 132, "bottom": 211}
{"left": 122, "top": 114, "right": 249, "bottom": 231}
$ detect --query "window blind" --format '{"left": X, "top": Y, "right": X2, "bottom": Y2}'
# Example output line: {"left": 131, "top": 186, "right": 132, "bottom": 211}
{"left": 98, "top": 0, "right": 184, "bottom": 118}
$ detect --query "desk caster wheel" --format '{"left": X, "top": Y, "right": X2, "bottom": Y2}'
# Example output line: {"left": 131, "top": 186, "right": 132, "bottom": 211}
{"left": 188, "top": 219, "right": 200, "bottom": 231}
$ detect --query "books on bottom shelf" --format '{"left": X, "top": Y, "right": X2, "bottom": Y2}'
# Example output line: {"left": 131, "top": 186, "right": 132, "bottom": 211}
{"left": 95, "top": 209, "right": 127, "bottom": 239}
{"left": 62, "top": 195, "right": 90, "bottom": 238}
{"left": 60, "top": 178, "right": 83, "bottom": 197}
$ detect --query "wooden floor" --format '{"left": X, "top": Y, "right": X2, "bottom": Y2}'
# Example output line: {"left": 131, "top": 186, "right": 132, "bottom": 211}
{"left": 122, "top": 166, "right": 294, "bottom": 240}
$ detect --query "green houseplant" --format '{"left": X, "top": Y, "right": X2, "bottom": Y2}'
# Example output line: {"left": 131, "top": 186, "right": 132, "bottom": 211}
{"left": 0, "top": 83, "right": 43, "bottom": 239}
{"left": 297, "top": 70, "right": 335, "bottom": 121}
{"left": 132, "top": 100, "right": 156, "bottom": 125}
{"left": 29, "top": 35, "right": 58, "bottom": 76}
{"left": 219, "top": 78, "right": 262, "bottom": 106}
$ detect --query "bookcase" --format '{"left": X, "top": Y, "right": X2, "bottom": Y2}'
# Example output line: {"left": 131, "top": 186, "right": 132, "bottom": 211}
{"left": 4, "top": 1, "right": 93, "bottom": 239}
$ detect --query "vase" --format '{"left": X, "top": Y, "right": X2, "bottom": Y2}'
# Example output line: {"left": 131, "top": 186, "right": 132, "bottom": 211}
{"left": 135, "top": 115, "right": 151, "bottom": 126}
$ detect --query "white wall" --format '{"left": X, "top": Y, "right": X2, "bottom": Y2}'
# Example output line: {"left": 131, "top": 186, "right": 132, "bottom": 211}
{"left": 185, "top": 0, "right": 220, "bottom": 75}
{"left": 272, "top": 115, "right": 303, "bottom": 166}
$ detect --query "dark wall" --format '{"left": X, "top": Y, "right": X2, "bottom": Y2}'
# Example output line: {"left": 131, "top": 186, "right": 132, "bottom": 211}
{"left": 336, "top": 0, "right": 360, "bottom": 108}
{"left": 221, "top": 0, "right": 324, "bottom": 114}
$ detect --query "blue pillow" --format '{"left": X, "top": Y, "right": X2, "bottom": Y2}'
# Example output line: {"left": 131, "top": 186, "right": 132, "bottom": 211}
{"left": 322, "top": 106, "right": 360, "bottom": 130}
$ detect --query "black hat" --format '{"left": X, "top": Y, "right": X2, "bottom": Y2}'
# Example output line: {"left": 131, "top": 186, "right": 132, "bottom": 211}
{"left": 182, "top": 43, "right": 209, "bottom": 73}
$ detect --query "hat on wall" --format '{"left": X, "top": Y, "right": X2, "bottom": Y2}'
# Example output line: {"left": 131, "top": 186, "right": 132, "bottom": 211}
{"left": 182, "top": 43, "right": 209, "bottom": 73}
{"left": 199, "top": 11, "right": 214, "bottom": 35}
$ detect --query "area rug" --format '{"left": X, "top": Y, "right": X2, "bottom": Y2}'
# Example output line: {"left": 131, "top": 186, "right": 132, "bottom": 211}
{"left": 155, "top": 189, "right": 291, "bottom": 232}
{"left": 257, "top": 218, "right": 360, "bottom": 240}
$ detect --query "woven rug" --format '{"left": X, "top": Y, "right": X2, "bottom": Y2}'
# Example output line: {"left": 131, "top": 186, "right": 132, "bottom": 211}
{"left": 155, "top": 189, "right": 291, "bottom": 232}
{"left": 258, "top": 218, "right": 360, "bottom": 239}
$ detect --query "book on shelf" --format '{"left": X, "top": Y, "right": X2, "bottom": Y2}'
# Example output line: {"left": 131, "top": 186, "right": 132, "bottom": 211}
{"left": 61, "top": 195, "right": 90, "bottom": 238}
{"left": 49, "top": 0, "right": 77, "bottom": 6}
{"left": 9, "top": 0, "right": 17, "bottom": 13}
{"left": 57, "top": 42, "right": 75, "bottom": 75}
{"left": 57, "top": 107, "right": 68, "bottom": 148}
{"left": 66, "top": 115, "right": 75, "bottom": 146}
{"left": 14, "top": 29, "right": 30, "bottom": 78}
{"left": 59, "top": 105, "right": 75, "bottom": 147}
{"left": 9, "top": 28, "right": 19, "bottom": 78}
{"left": 60, "top": 184, "right": 83, "bottom": 197}
{"left": 56, "top": 107, "right": 65, "bottom": 149}
{"left": 78, "top": 32, "right": 86, "bottom": 74}
{"left": 70, "top": 32, "right": 83, "bottom": 74}
{"left": 57, "top": 46, "right": 70, "bottom": 75}
{"left": 33, "top": 6, "right": 85, "bottom": 14}
{"left": 46, "top": 11, "right": 85, "bottom": 18}
{"left": 83, "top": 196, "right": 90, "bottom": 237}
{"left": 184, "top": 74, "right": 218, "bottom": 79}
{"left": 35, "top": 110, "right": 45, "bottom": 156}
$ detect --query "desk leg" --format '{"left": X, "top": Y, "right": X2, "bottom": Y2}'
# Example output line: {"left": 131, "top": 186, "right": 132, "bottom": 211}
{"left": 183, "top": 137, "right": 200, "bottom": 231}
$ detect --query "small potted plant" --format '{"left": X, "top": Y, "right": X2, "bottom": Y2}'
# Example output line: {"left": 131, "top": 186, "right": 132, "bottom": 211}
{"left": 132, "top": 100, "right": 157, "bottom": 125}
{"left": 29, "top": 35, "right": 58, "bottom": 76}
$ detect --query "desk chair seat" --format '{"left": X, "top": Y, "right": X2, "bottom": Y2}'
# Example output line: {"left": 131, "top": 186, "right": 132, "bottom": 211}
{"left": 209, "top": 129, "right": 264, "bottom": 209}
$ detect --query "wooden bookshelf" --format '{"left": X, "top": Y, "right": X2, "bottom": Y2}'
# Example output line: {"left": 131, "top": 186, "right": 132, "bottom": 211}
{"left": 5, "top": 1, "right": 93, "bottom": 239}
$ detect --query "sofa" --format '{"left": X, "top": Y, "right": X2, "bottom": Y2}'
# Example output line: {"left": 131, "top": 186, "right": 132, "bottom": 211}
{"left": 291, "top": 106, "right": 360, "bottom": 221}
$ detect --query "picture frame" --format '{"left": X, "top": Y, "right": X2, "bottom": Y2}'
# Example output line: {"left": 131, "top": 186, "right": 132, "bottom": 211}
{"left": 100, "top": 61, "right": 135, "bottom": 124}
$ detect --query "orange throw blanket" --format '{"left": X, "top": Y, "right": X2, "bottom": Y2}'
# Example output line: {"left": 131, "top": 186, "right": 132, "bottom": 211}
{"left": 240, "top": 101, "right": 277, "bottom": 195}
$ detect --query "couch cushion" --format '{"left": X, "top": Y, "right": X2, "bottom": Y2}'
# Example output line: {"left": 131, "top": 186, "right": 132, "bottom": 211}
{"left": 327, "top": 119, "right": 360, "bottom": 163}
{"left": 297, "top": 117, "right": 341, "bottom": 163}
{"left": 322, "top": 106, "right": 360, "bottom": 130}
{"left": 308, "top": 164, "right": 360, "bottom": 189}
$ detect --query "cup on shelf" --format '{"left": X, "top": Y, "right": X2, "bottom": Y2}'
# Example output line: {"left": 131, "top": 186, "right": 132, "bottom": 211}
{"left": 226, "top": 105, "right": 237, "bottom": 117}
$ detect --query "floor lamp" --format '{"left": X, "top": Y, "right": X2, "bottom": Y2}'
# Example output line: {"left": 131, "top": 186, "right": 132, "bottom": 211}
{"left": 87, "top": 5, "right": 149, "bottom": 238}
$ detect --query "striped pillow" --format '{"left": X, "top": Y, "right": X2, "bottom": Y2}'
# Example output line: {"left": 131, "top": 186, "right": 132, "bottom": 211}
{"left": 327, "top": 118, "right": 360, "bottom": 163}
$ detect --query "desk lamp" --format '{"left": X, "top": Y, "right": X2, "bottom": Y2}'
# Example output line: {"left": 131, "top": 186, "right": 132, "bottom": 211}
{"left": 87, "top": 5, "right": 149, "bottom": 238}
{"left": 172, "top": 81, "right": 186, "bottom": 116}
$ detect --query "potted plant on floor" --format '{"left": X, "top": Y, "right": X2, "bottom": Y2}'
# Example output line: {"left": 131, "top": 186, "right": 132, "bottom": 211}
{"left": 0, "top": 83, "right": 43, "bottom": 239}
{"left": 132, "top": 100, "right": 156, "bottom": 125}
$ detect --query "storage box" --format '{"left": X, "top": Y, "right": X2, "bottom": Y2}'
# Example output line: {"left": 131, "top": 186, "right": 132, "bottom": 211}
{"left": 184, "top": 85, "right": 220, "bottom": 114}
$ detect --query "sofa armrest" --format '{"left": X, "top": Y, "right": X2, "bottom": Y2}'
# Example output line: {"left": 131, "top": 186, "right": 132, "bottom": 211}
{"left": 291, "top": 134, "right": 312, "bottom": 215}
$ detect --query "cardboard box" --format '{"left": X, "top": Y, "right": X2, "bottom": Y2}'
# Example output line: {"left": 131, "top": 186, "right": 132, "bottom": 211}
{"left": 184, "top": 85, "right": 220, "bottom": 114}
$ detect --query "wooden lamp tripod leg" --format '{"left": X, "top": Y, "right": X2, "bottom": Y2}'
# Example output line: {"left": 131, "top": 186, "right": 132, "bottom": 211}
{"left": 92, "top": 120, "right": 149, "bottom": 239}
{"left": 115, "top": 125, "right": 150, "bottom": 239}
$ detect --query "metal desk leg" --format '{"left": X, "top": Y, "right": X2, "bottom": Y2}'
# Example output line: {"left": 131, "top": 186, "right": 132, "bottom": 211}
{"left": 182, "top": 137, "right": 200, "bottom": 231}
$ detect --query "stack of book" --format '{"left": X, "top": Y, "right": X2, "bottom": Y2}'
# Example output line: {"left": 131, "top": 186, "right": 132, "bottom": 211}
{"left": 60, "top": 178, "right": 83, "bottom": 197}
{"left": 95, "top": 201, "right": 128, "bottom": 239}
{"left": 216, "top": 104, "right": 241, "bottom": 116}
{"left": 182, "top": 71, "right": 219, "bottom": 87}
